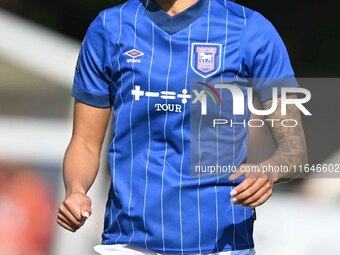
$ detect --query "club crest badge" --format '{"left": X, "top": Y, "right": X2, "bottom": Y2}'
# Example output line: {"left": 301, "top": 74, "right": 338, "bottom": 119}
{"left": 191, "top": 43, "right": 222, "bottom": 78}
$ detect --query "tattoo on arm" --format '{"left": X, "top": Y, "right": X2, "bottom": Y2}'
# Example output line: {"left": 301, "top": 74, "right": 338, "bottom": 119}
{"left": 262, "top": 95, "right": 308, "bottom": 180}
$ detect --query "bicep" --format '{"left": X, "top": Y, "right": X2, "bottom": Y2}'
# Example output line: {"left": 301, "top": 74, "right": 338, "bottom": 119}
{"left": 71, "top": 100, "right": 111, "bottom": 152}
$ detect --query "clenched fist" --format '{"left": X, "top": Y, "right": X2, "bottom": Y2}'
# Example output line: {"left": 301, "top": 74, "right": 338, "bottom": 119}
{"left": 57, "top": 192, "right": 92, "bottom": 232}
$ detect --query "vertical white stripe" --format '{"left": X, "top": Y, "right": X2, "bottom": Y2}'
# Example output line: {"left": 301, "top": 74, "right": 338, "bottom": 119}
{"left": 179, "top": 24, "right": 192, "bottom": 255}
{"left": 128, "top": 2, "right": 143, "bottom": 244}
{"left": 242, "top": 6, "right": 247, "bottom": 26}
{"left": 197, "top": 1, "right": 211, "bottom": 253}
{"left": 231, "top": 62, "right": 243, "bottom": 249}
{"left": 143, "top": 22, "right": 155, "bottom": 249}
{"left": 103, "top": 11, "right": 117, "bottom": 89}
{"left": 112, "top": 2, "right": 128, "bottom": 243}
{"left": 242, "top": 106, "right": 251, "bottom": 246}
{"left": 206, "top": 0, "right": 211, "bottom": 43}
{"left": 242, "top": 76, "right": 250, "bottom": 248}
{"left": 197, "top": 105, "right": 203, "bottom": 254}
{"left": 104, "top": 6, "right": 112, "bottom": 233}
{"left": 161, "top": 35, "right": 173, "bottom": 254}
{"left": 242, "top": 5, "right": 251, "bottom": 248}
{"left": 241, "top": 7, "right": 251, "bottom": 247}
{"left": 231, "top": 6, "right": 248, "bottom": 249}
{"left": 215, "top": 7, "right": 229, "bottom": 251}
{"left": 243, "top": 94, "right": 250, "bottom": 246}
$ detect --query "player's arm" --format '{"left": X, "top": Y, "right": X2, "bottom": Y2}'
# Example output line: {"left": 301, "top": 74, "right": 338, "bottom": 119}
{"left": 261, "top": 95, "right": 308, "bottom": 181}
{"left": 229, "top": 95, "right": 308, "bottom": 207}
{"left": 57, "top": 101, "right": 111, "bottom": 232}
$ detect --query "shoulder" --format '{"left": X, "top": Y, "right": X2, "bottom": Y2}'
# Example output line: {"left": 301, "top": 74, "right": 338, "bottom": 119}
{"left": 90, "top": 0, "right": 142, "bottom": 27}
{"left": 102, "top": 0, "right": 144, "bottom": 19}
{"left": 215, "top": 0, "right": 276, "bottom": 32}
{"left": 86, "top": 0, "right": 143, "bottom": 45}
{"left": 242, "top": 10, "right": 283, "bottom": 46}
{"left": 246, "top": 11, "right": 278, "bottom": 36}
{"left": 213, "top": 0, "right": 254, "bottom": 20}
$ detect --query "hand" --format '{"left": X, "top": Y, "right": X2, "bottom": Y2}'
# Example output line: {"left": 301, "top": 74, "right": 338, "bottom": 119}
{"left": 57, "top": 192, "right": 92, "bottom": 232}
{"left": 228, "top": 164, "right": 275, "bottom": 208}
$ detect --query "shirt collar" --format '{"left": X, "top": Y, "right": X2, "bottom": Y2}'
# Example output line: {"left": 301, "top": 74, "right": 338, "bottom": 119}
{"left": 143, "top": 0, "right": 209, "bottom": 35}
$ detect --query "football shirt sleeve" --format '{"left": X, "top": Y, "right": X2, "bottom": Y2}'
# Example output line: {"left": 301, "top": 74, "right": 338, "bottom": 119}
{"left": 242, "top": 11, "right": 299, "bottom": 102}
{"left": 72, "top": 11, "right": 113, "bottom": 108}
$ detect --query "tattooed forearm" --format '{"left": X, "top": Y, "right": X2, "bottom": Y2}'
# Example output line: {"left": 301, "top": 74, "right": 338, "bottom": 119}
{"left": 261, "top": 95, "right": 308, "bottom": 182}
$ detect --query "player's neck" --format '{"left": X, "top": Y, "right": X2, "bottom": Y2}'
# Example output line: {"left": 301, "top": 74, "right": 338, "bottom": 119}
{"left": 154, "top": 0, "right": 198, "bottom": 16}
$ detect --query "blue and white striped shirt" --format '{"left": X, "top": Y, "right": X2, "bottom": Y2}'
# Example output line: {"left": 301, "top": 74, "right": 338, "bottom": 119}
{"left": 72, "top": 0, "right": 297, "bottom": 253}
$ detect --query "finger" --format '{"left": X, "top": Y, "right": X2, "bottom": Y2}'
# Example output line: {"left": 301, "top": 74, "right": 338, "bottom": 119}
{"left": 58, "top": 216, "right": 85, "bottom": 232}
{"left": 58, "top": 211, "right": 82, "bottom": 229}
{"left": 238, "top": 181, "right": 271, "bottom": 206}
{"left": 231, "top": 178, "right": 257, "bottom": 199}
{"left": 58, "top": 210, "right": 81, "bottom": 229}
{"left": 81, "top": 211, "right": 90, "bottom": 219}
{"left": 234, "top": 178, "right": 268, "bottom": 202}
{"left": 59, "top": 204, "right": 83, "bottom": 226}
{"left": 57, "top": 214, "right": 77, "bottom": 231}
{"left": 228, "top": 170, "right": 244, "bottom": 181}
{"left": 57, "top": 218, "right": 76, "bottom": 232}
{"left": 229, "top": 164, "right": 255, "bottom": 181}
{"left": 80, "top": 196, "right": 92, "bottom": 219}
{"left": 58, "top": 211, "right": 86, "bottom": 231}
{"left": 63, "top": 199, "right": 82, "bottom": 221}
{"left": 248, "top": 190, "right": 273, "bottom": 208}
